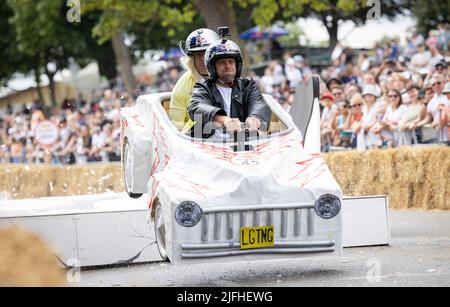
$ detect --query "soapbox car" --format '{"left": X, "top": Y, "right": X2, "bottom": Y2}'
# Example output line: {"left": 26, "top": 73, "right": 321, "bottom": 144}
{"left": 120, "top": 77, "right": 343, "bottom": 264}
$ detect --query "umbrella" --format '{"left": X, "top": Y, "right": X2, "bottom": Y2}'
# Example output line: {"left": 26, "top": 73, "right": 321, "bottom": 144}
{"left": 239, "top": 25, "right": 289, "bottom": 40}
{"left": 160, "top": 47, "right": 184, "bottom": 60}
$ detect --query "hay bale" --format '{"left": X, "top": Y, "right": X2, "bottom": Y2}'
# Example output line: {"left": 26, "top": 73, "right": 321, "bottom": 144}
{"left": 0, "top": 227, "right": 66, "bottom": 286}
{"left": 324, "top": 146, "right": 450, "bottom": 210}
{"left": 0, "top": 163, "right": 125, "bottom": 199}
{"left": 0, "top": 146, "right": 449, "bottom": 210}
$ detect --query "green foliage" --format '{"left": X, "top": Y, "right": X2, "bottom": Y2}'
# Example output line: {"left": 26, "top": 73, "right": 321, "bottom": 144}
{"left": 410, "top": 0, "right": 450, "bottom": 35}
{"left": 83, "top": 0, "right": 196, "bottom": 44}
{"left": 277, "top": 22, "right": 306, "bottom": 47}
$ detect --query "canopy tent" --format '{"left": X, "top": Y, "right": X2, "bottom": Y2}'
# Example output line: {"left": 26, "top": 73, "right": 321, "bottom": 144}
{"left": 239, "top": 25, "right": 289, "bottom": 40}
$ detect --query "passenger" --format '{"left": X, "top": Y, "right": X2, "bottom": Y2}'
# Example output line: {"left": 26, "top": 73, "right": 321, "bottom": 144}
{"left": 188, "top": 37, "right": 272, "bottom": 139}
{"left": 169, "top": 28, "right": 220, "bottom": 132}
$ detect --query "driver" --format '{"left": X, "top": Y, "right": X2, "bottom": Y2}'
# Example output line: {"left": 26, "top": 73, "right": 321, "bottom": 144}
{"left": 188, "top": 37, "right": 271, "bottom": 139}
{"left": 169, "top": 28, "right": 220, "bottom": 132}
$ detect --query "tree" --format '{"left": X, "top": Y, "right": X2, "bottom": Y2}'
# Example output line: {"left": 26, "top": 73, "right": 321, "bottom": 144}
{"left": 84, "top": 0, "right": 259, "bottom": 77}
{"left": 410, "top": 0, "right": 450, "bottom": 36}
{"left": 83, "top": 0, "right": 197, "bottom": 94}
{"left": 6, "top": 0, "right": 120, "bottom": 106}
{"left": 0, "top": 0, "right": 50, "bottom": 102}
{"left": 249, "top": 0, "right": 412, "bottom": 50}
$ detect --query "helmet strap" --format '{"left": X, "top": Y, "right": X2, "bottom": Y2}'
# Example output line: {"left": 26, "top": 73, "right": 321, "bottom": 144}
{"left": 216, "top": 78, "right": 235, "bottom": 88}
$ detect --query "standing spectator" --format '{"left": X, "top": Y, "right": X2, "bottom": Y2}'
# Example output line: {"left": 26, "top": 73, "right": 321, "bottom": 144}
{"left": 260, "top": 67, "right": 275, "bottom": 94}
{"left": 410, "top": 43, "right": 430, "bottom": 75}
{"left": 9, "top": 138, "right": 23, "bottom": 163}
{"left": 440, "top": 82, "right": 450, "bottom": 145}
{"left": 89, "top": 126, "right": 105, "bottom": 162}
{"left": 428, "top": 43, "right": 444, "bottom": 70}
{"left": 381, "top": 89, "right": 408, "bottom": 147}
{"left": 434, "top": 61, "right": 448, "bottom": 81}
{"left": 294, "top": 55, "right": 311, "bottom": 81}
{"left": 345, "top": 84, "right": 361, "bottom": 101}
{"left": 285, "top": 58, "right": 302, "bottom": 89}
{"left": 75, "top": 125, "right": 91, "bottom": 164}
{"left": 102, "top": 123, "right": 120, "bottom": 162}
{"left": 344, "top": 94, "right": 364, "bottom": 148}
{"left": 360, "top": 85, "right": 382, "bottom": 148}
{"left": 331, "top": 85, "right": 347, "bottom": 103}
{"left": 331, "top": 100, "right": 350, "bottom": 147}
{"left": 437, "top": 24, "right": 450, "bottom": 53}
{"left": 399, "top": 86, "right": 426, "bottom": 145}
{"left": 269, "top": 60, "right": 285, "bottom": 85}
{"left": 57, "top": 130, "right": 77, "bottom": 165}
{"left": 427, "top": 74, "right": 449, "bottom": 142}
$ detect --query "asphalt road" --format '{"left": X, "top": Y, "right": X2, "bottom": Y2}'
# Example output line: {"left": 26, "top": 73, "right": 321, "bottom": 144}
{"left": 77, "top": 211, "right": 450, "bottom": 287}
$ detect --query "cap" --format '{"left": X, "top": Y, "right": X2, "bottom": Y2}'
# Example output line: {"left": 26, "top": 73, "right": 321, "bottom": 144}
{"left": 326, "top": 77, "right": 342, "bottom": 89}
{"left": 435, "top": 60, "right": 447, "bottom": 68}
{"left": 362, "top": 84, "right": 380, "bottom": 98}
{"left": 321, "top": 92, "right": 334, "bottom": 102}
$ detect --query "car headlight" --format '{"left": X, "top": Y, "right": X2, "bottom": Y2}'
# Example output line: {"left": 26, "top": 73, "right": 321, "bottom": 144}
{"left": 314, "top": 194, "right": 341, "bottom": 219}
{"left": 174, "top": 201, "right": 203, "bottom": 227}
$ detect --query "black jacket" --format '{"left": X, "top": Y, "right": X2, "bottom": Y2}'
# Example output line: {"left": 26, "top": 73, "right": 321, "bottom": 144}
{"left": 188, "top": 78, "right": 272, "bottom": 138}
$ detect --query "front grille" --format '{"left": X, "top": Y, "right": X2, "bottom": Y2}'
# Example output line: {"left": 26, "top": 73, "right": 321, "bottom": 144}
{"left": 181, "top": 203, "right": 336, "bottom": 259}
{"left": 201, "top": 203, "right": 316, "bottom": 242}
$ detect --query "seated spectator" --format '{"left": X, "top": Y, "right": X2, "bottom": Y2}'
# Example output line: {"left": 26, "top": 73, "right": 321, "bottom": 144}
{"left": 320, "top": 92, "right": 337, "bottom": 152}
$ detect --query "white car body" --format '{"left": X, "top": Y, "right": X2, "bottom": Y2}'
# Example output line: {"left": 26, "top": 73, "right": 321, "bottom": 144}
{"left": 121, "top": 77, "right": 343, "bottom": 264}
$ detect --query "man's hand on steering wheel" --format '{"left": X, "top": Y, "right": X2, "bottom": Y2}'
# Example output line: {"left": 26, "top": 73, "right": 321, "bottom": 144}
{"left": 224, "top": 117, "right": 242, "bottom": 132}
{"left": 245, "top": 116, "right": 261, "bottom": 131}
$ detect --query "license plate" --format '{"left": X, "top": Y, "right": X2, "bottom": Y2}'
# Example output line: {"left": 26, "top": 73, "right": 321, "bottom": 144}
{"left": 240, "top": 225, "right": 274, "bottom": 249}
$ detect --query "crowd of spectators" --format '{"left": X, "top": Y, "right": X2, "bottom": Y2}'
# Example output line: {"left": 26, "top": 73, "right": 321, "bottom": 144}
{"left": 0, "top": 89, "right": 137, "bottom": 164}
{"left": 254, "top": 27, "right": 450, "bottom": 151}
{"left": 0, "top": 63, "right": 182, "bottom": 165}
{"left": 1, "top": 26, "right": 449, "bottom": 164}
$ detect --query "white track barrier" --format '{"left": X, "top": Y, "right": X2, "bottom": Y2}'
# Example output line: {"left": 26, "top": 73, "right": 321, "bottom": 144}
{"left": 0, "top": 193, "right": 389, "bottom": 267}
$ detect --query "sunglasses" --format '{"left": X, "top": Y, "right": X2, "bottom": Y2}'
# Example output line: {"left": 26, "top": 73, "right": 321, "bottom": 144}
{"left": 351, "top": 104, "right": 362, "bottom": 108}
{"left": 432, "top": 82, "right": 442, "bottom": 87}
{"left": 388, "top": 94, "right": 399, "bottom": 98}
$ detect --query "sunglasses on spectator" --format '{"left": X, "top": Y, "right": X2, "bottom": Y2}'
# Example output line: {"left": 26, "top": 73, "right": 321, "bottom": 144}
{"left": 350, "top": 104, "right": 362, "bottom": 108}
{"left": 388, "top": 94, "right": 399, "bottom": 98}
{"left": 432, "top": 82, "right": 442, "bottom": 87}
